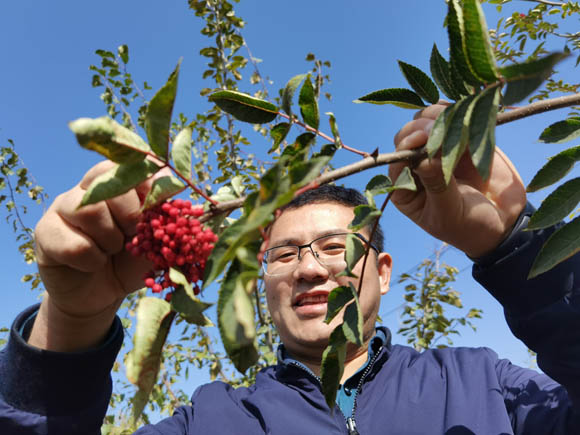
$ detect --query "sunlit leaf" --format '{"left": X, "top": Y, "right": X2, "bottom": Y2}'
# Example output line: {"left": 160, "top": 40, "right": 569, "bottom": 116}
{"left": 142, "top": 175, "right": 185, "bottom": 210}
{"left": 118, "top": 44, "right": 129, "bottom": 64}
{"left": 282, "top": 74, "right": 307, "bottom": 116}
{"left": 354, "top": 88, "right": 426, "bottom": 109}
{"left": 394, "top": 167, "right": 417, "bottom": 191}
{"left": 441, "top": 96, "right": 475, "bottom": 185}
{"left": 468, "top": 86, "right": 500, "bottom": 180}
{"left": 321, "top": 327, "right": 346, "bottom": 410}
{"left": 171, "top": 126, "right": 192, "bottom": 180}
{"left": 529, "top": 216, "right": 580, "bottom": 279}
{"left": 366, "top": 175, "right": 393, "bottom": 197}
{"left": 430, "top": 44, "right": 460, "bottom": 101}
{"left": 69, "top": 116, "right": 150, "bottom": 164}
{"left": 324, "top": 285, "right": 356, "bottom": 324}
{"left": 398, "top": 61, "right": 439, "bottom": 104}
{"left": 539, "top": 117, "right": 580, "bottom": 144}
{"left": 349, "top": 204, "right": 381, "bottom": 232}
{"left": 344, "top": 234, "right": 366, "bottom": 276}
{"left": 527, "top": 146, "right": 580, "bottom": 192}
{"left": 80, "top": 160, "right": 160, "bottom": 207}
{"left": 528, "top": 178, "right": 580, "bottom": 230}
{"left": 209, "top": 90, "right": 279, "bottom": 123}
{"left": 145, "top": 60, "right": 181, "bottom": 158}
{"left": 342, "top": 284, "right": 363, "bottom": 346}
{"left": 500, "top": 52, "right": 568, "bottom": 105}
{"left": 447, "top": 0, "right": 481, "bottom": 87}
{"left": 171, "top": 286, "right": 213, "bottom": 326}
{"left": 269, "top": 122, "right": 291, "bottom": 152}
{"left": 462, "top": 0, "right": 498, "bottom": 83}
{"left": 326, "top": 112, "right": 343, "bottom": 147}
{"left": 289, "top": 154, "right": 332, "bottom": 187}
{"left": 426, "top": 104, "right": 455, "bottom": 158}
{"left": 299, "top": 76, "right": 320, "bottom": 129}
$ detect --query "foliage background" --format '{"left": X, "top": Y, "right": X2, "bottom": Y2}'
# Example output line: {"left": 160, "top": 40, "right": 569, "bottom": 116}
{"left": 1, "top": 0, "right": 577, "bottom": 422}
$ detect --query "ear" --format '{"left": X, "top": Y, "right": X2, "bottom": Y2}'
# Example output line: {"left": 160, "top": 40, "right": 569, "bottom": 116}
{"left": 377, "top": 252, "right": 393, "bottom": 296}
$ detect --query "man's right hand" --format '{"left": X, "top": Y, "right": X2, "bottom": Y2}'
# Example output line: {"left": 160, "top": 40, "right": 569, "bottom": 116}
{"left": 28, "top": 161, "right": 157, "bottom": 352}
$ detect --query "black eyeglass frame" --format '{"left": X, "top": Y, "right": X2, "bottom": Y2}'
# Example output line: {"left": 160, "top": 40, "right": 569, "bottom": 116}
{"left": 262, "top": 232, "right": 380, "bottom": 276}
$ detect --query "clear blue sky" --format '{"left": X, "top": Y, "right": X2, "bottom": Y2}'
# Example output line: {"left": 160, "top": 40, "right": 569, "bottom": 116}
{"left": 1, "top": 0, "right": 576, "bottom": 391}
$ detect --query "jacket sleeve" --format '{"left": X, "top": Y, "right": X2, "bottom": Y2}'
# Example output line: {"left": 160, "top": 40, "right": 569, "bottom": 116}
{"left": 473, "top": 205, "right": 580, "bottom": 433}
{"left": 0, "top": 304, "right": 124, "bottom": 435}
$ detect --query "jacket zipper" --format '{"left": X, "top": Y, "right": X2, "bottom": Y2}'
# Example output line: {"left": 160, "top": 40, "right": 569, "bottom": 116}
{"left": 289, "top": 345, "right": 383, "bottom": 435}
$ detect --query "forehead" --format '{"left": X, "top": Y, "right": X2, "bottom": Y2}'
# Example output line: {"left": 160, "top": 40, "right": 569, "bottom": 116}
{"left": 268, "top": 202, "right": 355, "bottom": 245}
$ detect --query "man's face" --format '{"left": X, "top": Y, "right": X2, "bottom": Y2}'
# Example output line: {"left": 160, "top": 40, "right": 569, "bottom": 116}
{"left": 264, "top": 202, "right": 392, "bottom": 361}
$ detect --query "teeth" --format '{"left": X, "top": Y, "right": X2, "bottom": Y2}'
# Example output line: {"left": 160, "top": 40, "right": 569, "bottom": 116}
{"left": 297, "top": 294, "right": 328, "bottom": 306}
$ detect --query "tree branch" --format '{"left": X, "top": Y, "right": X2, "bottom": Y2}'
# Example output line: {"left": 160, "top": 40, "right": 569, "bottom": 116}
{"left": 496, "top": 92, "right": 580, "bottom": 125}
{"left": 521, "top": 0, "right": 565, "bottom": 7}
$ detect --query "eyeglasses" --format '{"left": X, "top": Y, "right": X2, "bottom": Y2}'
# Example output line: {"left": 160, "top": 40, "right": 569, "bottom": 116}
{"left": 262, "top": 232, "right": 379, "bottom": 276}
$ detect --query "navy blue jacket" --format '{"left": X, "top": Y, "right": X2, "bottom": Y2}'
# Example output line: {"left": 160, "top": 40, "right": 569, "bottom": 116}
{"left": 1, "top": 213, "right": 580, "bottom": 434}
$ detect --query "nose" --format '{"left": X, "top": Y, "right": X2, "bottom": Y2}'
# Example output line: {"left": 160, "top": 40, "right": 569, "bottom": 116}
{"left": 293, "top": 247, "right": 329, "bottom": 281}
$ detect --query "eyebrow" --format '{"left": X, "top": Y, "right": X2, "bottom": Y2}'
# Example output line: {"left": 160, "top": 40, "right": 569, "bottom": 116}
{"left": 268, "top": 229, "right": 350, "bottom": 248}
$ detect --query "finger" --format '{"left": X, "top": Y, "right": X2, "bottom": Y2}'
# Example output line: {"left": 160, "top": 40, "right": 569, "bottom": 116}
{"left": 394, "top": 120, "right": 432, "bottom": 149}
{"left": 412, "top": 102, "right": 450, "bottom": 120}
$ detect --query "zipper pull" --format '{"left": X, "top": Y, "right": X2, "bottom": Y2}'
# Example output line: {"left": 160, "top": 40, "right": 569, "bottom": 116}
{"left": 346, "top": 417, "right": 360, "bottom": 435}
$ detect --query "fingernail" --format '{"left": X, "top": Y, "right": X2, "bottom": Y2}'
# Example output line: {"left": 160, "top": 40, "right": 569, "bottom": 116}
{"left": 424, "top": 119, "right": 435, "bottom": 135}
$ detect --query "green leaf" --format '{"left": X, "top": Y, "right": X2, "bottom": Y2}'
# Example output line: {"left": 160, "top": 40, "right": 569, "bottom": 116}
{"left": 324, "top": 285, "right": 355, "bottom": 324}
{"left": 462, "top": 0, "right": 498, "bottom": 83}
{"left": 354, "top": 88, "right": 426, "bottom": 109}
{"left": 320, "top": 327, "right": 347, "bottom": 410}
{"left": 171, "top": 286, "right": 213, "bottom": 326}
{"left": 169, "top": 267, "right": 194, "bottom": 297}
{"left": 145, "top": 60, "right": 181, "bottom": 158}
{"left": 500, "top": 52, "right": 569, "bottom": 105}
{"left": 118, "top": 44, "right": 129, "bottom": 64}
{"left": 80, "top": 160, "right": 160, "bottom": 207}
{"left": 171, "top": 126, "right": 192, "bottom": 180}
{"left": 441, "top": 96, "right": 475, "bottom": 185}
{"left": 447, "top": 0, "right": 482, "bottom": 87}
{"left": 289, "top": 154, "right": 332, "bottom": 187}
{"left": 529, "top": 215, "right": 580, "bottom": 279}
{"left": 344, "top": 234, "right": 366, "bottom": 276}
{"left": 126, "top": 297, "right": 175, "bottom": 423}
{"left": 539, "top": 118, "right": 580, "bottom": 144}
{"left": 326, "top": 112, "right": 343, "bottom": 147}
{"left": 468, "top": 86, "right": 500, "bottom": 180}
{"left": 366, "top": 175, "right": 394, "bottom": 197}
{"left": 426, "top": 104, "right": 455, "bottom": 158}
{"left": 342, "top": 284, "right": 363, "bottom": 346}
{"left": 527, "top": 146, "right": 580, "bottom": 192}
{"left": 349, "top": 205, "right": 381, "bottom": 232}
{"left": 69, "top": 117, "right": 150, "bottom": 164}
{"left": 398, "top": 60, "right": 439, "bottom": 104}
{"left": 294, "top": 132, "right": 316, "bottom": 150}
{"left": 269, "top": 122, "right": 291, "bottom": 152}
{"left": 142, "top": 175, "right": 185, "bottom": 209}
{"left": 430, "top": 44, "right": 460, "bottom": 101}
{"left": 393, "top": 167, "right": 417, "bottom": 191}
{"left": 209, "top": 90, "right": 279, "bottom": 124}
{"left": 528, "top": 178, "right": 580, "bottom": 230}
{"left": 299, "top": 76, "right": 320, "bottom": 130}
{"left": 282, "top": 74, "right": 307, "bottom": 117}
{"left": 217, "top": 260, "right": 259, "bottom": 372}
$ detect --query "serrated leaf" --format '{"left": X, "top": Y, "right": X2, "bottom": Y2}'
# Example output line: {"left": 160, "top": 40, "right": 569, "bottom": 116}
{"left": 126, "top": 297, "right": 175, "bottom": 422}
{"left": 529, "top": 216, "right": 580, "bottom": 279}
{"left": 269, "top": 122, "right": 291, "bottom": 152}
{"left": 426, "top": 104, "right": 456, "bottom": 158}
{"left": 171, "top": 126, "right": 192, "bottom": 180}
{"left": 528, "top": 178, "right": 580, "bottom": 230}
{"left": 299, "top": 76, "right": 319, "bottom": 130}
{"left": 80, "top": 160, "right": 160, "bottom": 207}
{"left": 69, "top": 117, "right": 150, "bottom": 164}
{"left": 430, "top": 44, "right": 460, "bottom": 101}
{"left": 321, "top": 327, "right": 347, "bottom": 410}
{"left": 441, "top": 96, "right": 476, "bottom": 185}
{"left": 539, "top": 118, "right": 580, "bottom": 144}
{"left": 324, "top": 285, "right": 356, "bottom": 324}
{"left": 354, "top": 88, "right": 426, "bottom": 109}
{"left": 145, "top": 60, "right": 181, "bottom": 158}
{"left": 171, "top": 286, "right": 212, "bottom": 326}
{"left": 393, "top": 167, "right": 417, "bottom": 191}
{"left": 326, "top": 112, "right": 343, "bottom": 147}
{"left": 527, "top": 146, "right": 580, "bottom": 192}
{"left": 462, "top": 0, "right": 498, "bottom": 83}
{"left": 349, "top": 205, "right": 381, "bottom": 232}
{"left": 366, "top": 175, "right": 394, "bottom": 197}
{"left": 282, "top": 74, "right": 307, "bottom": 116}
{"left": 468, "top": 86, "right": 500, "bottom": 180}
{"left": 142, "top": 175, "right": 185, "bottom": 210}
{"left": 209, "top": 90, "right": 279, "bottom": 124}
{"left": 447, "top": 0, "right": 482, "bottom": 87}
{"left": 398, "top": 61, "right": 439, "bottom": 104}
{"left": 500, "top": 52, "right": 569, "bottom": 105}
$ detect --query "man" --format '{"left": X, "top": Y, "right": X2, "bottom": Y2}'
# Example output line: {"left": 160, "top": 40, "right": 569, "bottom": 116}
{"left": 1, "top": 103, "right": 579, "bottom": 434}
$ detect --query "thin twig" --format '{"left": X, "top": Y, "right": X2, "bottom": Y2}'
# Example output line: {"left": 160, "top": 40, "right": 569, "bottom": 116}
{"left": 521, "top": 0, "right": 565, "bottom": 7}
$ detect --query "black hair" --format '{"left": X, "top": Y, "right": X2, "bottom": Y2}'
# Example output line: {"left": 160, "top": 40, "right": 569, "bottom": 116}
{"left": 281, "top": 184, "right": 385, "bottom": 252}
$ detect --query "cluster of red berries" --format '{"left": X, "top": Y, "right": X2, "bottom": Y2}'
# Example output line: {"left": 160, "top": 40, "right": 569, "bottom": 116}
{"left": 125, "top": 198, "right": 218, "bottom": 300}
